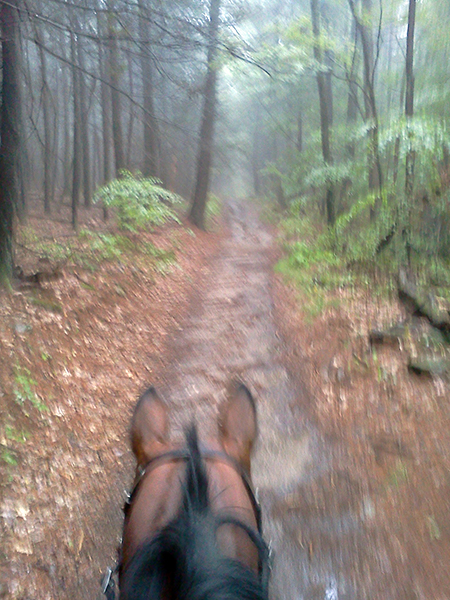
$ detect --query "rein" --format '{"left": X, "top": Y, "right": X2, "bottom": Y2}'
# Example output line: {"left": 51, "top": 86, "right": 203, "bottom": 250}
{"left": 102, "top": 448, "right": 271, "bottom": 599}
{"left": 125, "top": 448, "right": 263, "bottom": 531}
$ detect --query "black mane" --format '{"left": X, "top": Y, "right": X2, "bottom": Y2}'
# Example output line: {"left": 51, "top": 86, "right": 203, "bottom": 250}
{"left": 120, "top": 426, "right": 269, "bottom": 600}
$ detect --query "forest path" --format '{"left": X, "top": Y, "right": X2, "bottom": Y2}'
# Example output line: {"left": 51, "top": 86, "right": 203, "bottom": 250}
{"left": 151, "top": 198, "right": 347, "bottom": 600}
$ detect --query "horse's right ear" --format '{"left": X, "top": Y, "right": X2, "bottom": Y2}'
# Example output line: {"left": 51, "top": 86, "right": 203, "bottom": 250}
{"left": 218, "top": 382, "right": 257, "bottom": 474}
{"left": 131, "top": 388, "right": 169, "bottom": 467}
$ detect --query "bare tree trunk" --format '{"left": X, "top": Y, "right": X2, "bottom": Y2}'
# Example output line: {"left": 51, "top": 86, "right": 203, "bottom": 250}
{"left": 98, "top": 11, "right": 113, "bottom": 220}
{"left": 37, "top": 39, "right": 54, "bottom": 214}
{"left": 188, "top": 0, "right": 221, "bottom": 230}
{"left": 0, "top": 0, "right": 21, "bottom": 283}
{"left": 109, "top": 27, "right": 125, "bottom": 174}
{"left": 125, "top": 51, "right": 135, "bottom": 168}
{"left": 61, "top": 76, "right": 72, "bottom": 206}
{"left": 139, "top": 0, "right": 159, "bottom": 178}
{"left": 311, "top": 0, "right": 335, "bottom": 226}
{"left": 349, "top": 0, "right": 382, "bottom": 218}
{"left": 403, "top": 0, "right": 416, "bottom": 263}
{"left": 346, "top": 13, "right": 358, "bottom": 158}
{"left": 404, "top": 0, "right": 416, "bottom": 196}
{"left": 77, "top": 39, "right": 92, "bottom": 207}
{"left": 71, "top": 32, "right": 82, "bottom": 229}
{"left": 392, "top": 73, "right": 406, "bottom": 187}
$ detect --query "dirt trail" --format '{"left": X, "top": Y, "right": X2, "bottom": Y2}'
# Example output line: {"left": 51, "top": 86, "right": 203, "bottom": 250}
{"left": 1, "top": 199, "right": 358, "bottom": 600}
{"left": 152, "top": 199, "right": 346, "bottom": 600}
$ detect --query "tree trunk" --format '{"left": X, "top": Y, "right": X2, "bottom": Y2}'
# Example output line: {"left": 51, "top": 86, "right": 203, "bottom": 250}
{"left": 97, "top": 10, "right": 113, "bottom": 220}
{"left": 77, "top": 39, "right": 92, "bottom": 207}
{"left": 310, "top": 0, "right": 335, "bottom": 226}
{"left": 0, "top": 0, "right": 21, "bottom": 283}
{"left": 392, "top": 73, "right": 406, "bottom": 187}
{"left": 404, "top": 0, "right": 416, "bottom": 196}
{"left": 61, "top": 76, "right": 72, "bottom": 206}
{"left": 109, "top": 27, "right": 125, "bottom": 174}
{"left": 38, "top": 39, "right": 54, "bottom": 214}
{"left": 188, "top": 0, "right": 221, "bottom": 230}
{"left": 349, "top": 0, "right": 382, "bottom": 218}
{"left": 125, "top": 51, "right": 135, "bottom": 168}
{"left": 346, "top": 14, "right": 358, "bottom": 158}
{"left": 403, "top": 0, "right": 416, "bottom": 263}
{"left": 71, "top": 32, "right": 82, "bottom": 229}
{"left": 139, "top": 0, "right": 159, "bottom": 178}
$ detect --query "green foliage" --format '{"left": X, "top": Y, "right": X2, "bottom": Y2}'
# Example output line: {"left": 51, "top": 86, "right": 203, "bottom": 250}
{"left": 276, "top": 237, "right": 350, "bottom": 289}
{"left": 29, "top": 294, "right": 63, "bottom": 313}
{"left": 304, "top": 162, "right": 352, "bottom": 189}
{"left": 1, "top": 448, "right": 18, "bottom": 466}
{"left": 13, "top": 365, "right": 48, "bottom": 413}
{"left": 388, "top": 460, "right": 409, "bottom": 489}
{"left": 205, "top": 194, "right": 222, "bottom": 222}
{"left": 427, "top": 515, "right": 442, "bottom": 540}
{"left": 78, "top": 231, "right": 134, "bottom": 260}
{"left": 93, "top": 170, "right": 183, "bottom": 232}
{"left": 5, "top": 424, "right": 29, "bottom": 444}
{"left": 142, "top": 242, "right": 177, "bottom": 274}
{"left": 275, "top": 211, "right": 355, "bottom": 318}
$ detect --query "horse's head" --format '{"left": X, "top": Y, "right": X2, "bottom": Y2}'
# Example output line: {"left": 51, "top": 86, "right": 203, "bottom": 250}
{"left": 119, "top": 382, "right": 269, "bottom": 600}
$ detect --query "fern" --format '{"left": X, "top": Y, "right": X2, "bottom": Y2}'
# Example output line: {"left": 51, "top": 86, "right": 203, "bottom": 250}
{"left": 93, "top": 170, "right": 183, "bottom": 232}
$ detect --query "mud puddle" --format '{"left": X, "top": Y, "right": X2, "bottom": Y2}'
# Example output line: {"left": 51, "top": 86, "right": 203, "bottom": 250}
{"left": 154, "top": 199, "right": 355, "bottom": 600}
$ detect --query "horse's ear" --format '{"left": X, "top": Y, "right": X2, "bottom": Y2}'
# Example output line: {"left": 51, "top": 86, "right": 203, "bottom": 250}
{"left": 131, "top": 387, "right": 169, "bottom": 466}
{"left": 218, "top": 382, "right": 257, "bottom": 473}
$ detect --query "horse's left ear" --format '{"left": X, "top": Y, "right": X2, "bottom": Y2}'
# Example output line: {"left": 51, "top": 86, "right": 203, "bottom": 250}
{"left": 131, "top": 387, "right": 169, "bottom": 467}
{"left": 218, "top": 382, "right": 257, "bottom": 474}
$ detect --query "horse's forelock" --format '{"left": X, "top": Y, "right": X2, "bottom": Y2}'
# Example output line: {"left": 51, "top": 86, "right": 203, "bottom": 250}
{"left": 183, "top": 424, "right": 209, "bottom": 514}
{"left": 120, "top": 426, "right": 268, "bottom": 600}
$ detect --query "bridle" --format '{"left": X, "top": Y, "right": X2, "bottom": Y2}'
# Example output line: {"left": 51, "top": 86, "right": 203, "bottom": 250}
{"left": 102, "top": 448, "right": 272, "bottom": 599}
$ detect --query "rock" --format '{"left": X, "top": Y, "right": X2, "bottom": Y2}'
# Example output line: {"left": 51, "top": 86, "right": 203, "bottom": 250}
{"left": 369, "top": 323, "right": 408, "bottom": 345}
{"left": 398, "top": 269, "right": 450, "bottom": 335}
{"left": 408, "top": 356, "right": 450, "bottom": 377}
{"left": 14, "top": 321, "right": 31, "bottom": 334}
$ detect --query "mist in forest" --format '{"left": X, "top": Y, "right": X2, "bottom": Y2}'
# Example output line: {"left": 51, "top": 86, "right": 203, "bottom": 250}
{"left": 1, "top": 0, "right": 448, "bottom": 254}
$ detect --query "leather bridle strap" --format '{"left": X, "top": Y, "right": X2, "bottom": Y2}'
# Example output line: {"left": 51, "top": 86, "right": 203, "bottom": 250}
{"left": 124, "top": 448, "right": 263, "bottom": 534}
{"left": 118, "top": 447, "right": 271, "bottom": 597}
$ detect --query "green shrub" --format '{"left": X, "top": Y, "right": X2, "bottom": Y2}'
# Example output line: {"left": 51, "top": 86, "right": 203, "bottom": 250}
{"left": 93, "top": 170, "right": 183, "bottom": 231}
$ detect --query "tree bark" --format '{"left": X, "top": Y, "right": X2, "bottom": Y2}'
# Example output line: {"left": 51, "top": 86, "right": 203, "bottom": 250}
{"left": 392, "top": 73, "right": 406, "bottom": 187}
{"left": 403, "top": 0, "right": 416, "bottom": 263}
{"left": 138, "top": 0, "right": 159, "bottom": 178}
{"left": 404, "top": 0, "right": 416, "bottom": 197}
{"left": 38, "top": 38, "right": 54, "bottom": 214}
{"left": 125, "top": 51, "right": 135, "bottom": 168}
{"left": 0, "top": 0, "right": 22, "bottom": 283}
{"left": 348, "top": 0, "right": 383, "bottom": 217}
{"left": 71, "top": 32, "right": 82, "bottom": 229}
{"left": 77, "top": 38, "right": 92, "bottom": 207}
{"left": 310, "top": 0, "right": 335, "bottom": 226}
{"left": 188, "top": 0, "right": 221, "bottom": 230}
{"left": 97, "top": 11, "right": 113, "bottom": 220}
{"left": 109, "top": 25, "right": 125, "bottom": 174}
{"left": 346, "top": 13, "right": 358, "bottom": 158}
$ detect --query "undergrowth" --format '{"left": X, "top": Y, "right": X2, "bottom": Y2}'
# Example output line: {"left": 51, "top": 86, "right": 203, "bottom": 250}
{"left": 92, "top": 170, "right": 182, "bottom": 232}
{"left": 19, "top": 228, "right": 179, "bottom": 274}
{"left": 275, "top": 197, "right": 450, "bottom": 318}
{"left": 205, "top": 193, "right": 222, "bottom": 229}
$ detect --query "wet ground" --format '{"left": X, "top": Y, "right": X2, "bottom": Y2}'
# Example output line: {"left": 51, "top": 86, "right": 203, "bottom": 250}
{"left": 3, "top": 198, "right": 449, "bottom": 600}
{"left": 0, "top": 199, "right": 362, "bottom": 600}
{"left": 153, "top": 199, "right": 347, "bottom": 600}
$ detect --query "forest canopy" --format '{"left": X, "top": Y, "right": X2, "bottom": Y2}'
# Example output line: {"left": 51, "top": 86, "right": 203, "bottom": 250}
{"left": 0, "top": 0, "right": 449, "bottom": 284}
